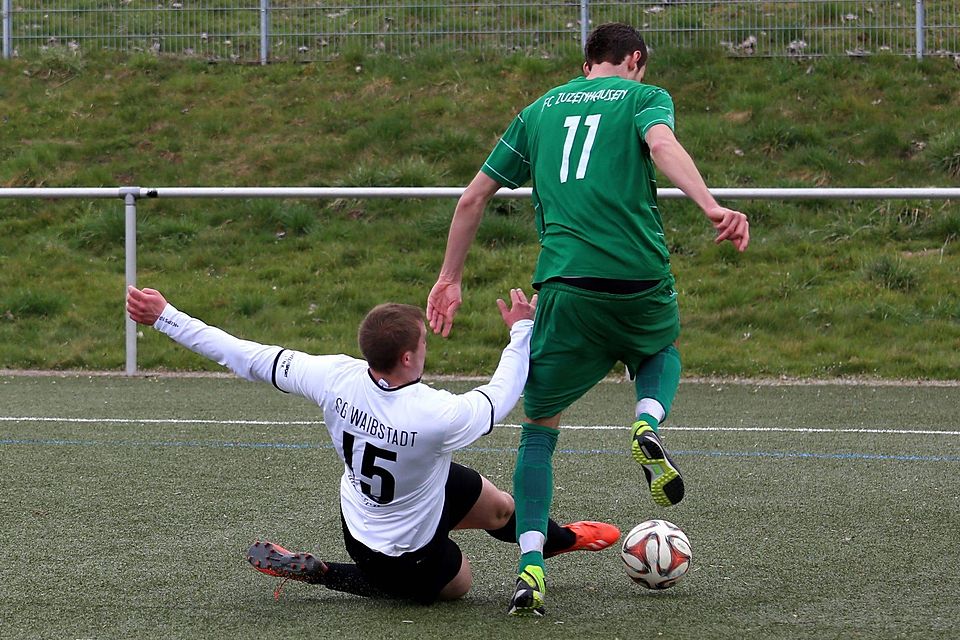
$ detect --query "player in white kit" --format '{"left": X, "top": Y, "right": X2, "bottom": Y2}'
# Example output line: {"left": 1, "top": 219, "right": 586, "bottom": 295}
{"left": 127, "top": 286, "right": 619, "bottom": 604}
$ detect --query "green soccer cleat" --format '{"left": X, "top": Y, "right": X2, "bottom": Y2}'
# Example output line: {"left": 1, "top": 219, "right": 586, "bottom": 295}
{"left": 507, "top": 565, "right": 546, "bottom": 617}
{"left": 631, "top": 421, "right": 685, "bottom": 507}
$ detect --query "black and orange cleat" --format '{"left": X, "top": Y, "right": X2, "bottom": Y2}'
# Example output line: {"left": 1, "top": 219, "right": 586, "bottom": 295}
{"left": 246, "top": 540, "right": 328, "bottom": 585}
{"left": 544, "top": 521, "right": 621, "bottom": 558}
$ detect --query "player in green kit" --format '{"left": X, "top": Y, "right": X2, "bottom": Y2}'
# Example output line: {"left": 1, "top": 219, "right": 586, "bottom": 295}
{"left": 428, "top": 22, "right": 749, "bottom": 616}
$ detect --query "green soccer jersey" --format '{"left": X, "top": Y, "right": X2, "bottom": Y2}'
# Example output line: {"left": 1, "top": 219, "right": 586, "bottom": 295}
{"left": 482, "top": 75, "right": 676, "bottom": 287}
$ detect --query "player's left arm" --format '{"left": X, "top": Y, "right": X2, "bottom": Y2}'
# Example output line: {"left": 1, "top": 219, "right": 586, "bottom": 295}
{"left": 645, "top": 124, "right": 750, "bottom": 252}
{"left": 438, "top": 289, "right": 537, "bottom": 452}
{"left": 475, "top": 288, "right": 536, "bottom": 422}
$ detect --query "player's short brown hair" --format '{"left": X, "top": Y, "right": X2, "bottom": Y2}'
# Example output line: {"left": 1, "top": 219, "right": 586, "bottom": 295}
{"left": 584, "top": 22, "right": 648, "bottom": 70}
{"left": 358, "top": 303, "right": 424, "bottom": 373}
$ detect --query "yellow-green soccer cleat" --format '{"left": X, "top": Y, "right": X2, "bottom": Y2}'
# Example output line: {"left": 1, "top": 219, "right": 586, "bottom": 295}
{"left": 507, "top": 565, "right": 546, "bottom": 617}
{"left": 631, "top": 421, "right": 685, "bottom": 507}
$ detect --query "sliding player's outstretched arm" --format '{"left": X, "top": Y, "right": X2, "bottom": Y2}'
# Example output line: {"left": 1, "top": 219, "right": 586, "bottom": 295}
{"left": 126, "top": 285, "right": 283, "bottom": 383}
{"left": 441, "top": 289, "right": 537, "bottom": 451}
{"left": 477, "top": 288, "right": 537, "bottom": 423}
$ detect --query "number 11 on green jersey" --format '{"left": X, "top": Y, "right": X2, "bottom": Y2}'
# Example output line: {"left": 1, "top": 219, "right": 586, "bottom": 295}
{"left": 560, "top": 114, "right": 602, "bottom": 183}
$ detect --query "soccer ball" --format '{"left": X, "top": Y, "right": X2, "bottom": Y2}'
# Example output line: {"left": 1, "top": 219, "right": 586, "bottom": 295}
{"left": 620, "top": 519, "right": 692, "bottom": 589}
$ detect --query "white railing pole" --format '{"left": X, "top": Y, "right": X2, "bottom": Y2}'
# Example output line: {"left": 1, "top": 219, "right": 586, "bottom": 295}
{"left": 0, "top": 185, "right": 958, "bottom": 375}
{"left": 121, "top": 188, "right": 139, "bottom": 375}
{"left": 132, "top": 186, "right": 960, "bottom": 200}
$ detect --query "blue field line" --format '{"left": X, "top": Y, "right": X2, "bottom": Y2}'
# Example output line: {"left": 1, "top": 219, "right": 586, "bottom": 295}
{"left": 0, "top": 438, "right": 322, "bottom": 450}
{"left": 2, "top": 437, "right": 959, "bottom": 463}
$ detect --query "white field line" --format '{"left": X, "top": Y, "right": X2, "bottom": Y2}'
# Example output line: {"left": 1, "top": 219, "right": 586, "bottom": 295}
{"left": 0, "top": 416, "right": 322, "bottom": 425}
{"left": 2, "top": 369, "right": 960, "bottom": 386}
{"left": 1, "top": 416, "right": 958, "bottom": 436}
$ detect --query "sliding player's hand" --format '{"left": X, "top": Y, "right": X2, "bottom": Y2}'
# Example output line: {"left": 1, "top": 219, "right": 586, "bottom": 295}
{"left": 496, "top": 288, "right": 537, "bottom": 329}
{"left": 126, "top": 286, "right": 168, "bottom": 326}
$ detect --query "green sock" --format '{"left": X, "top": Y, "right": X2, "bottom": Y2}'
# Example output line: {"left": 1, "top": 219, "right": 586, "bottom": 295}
{"left": 634, "top": 413, "right": 660, "bottom": 434}
{"left": 520, "top": 550, "right": 543, "bottom": 571}
{"left": 514, "top": 423, "right": 558, "bottom": 572}
{"left": 634, "top": 344, "right": 682, "bottom": 420}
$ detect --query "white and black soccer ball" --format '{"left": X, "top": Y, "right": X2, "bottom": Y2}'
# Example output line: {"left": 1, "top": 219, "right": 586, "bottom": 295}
{"left": 620, "top": 519, "right": 692, "bottom": 589}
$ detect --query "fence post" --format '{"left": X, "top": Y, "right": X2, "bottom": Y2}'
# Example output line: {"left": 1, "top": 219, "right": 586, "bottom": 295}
{"left": 2, "top": 0, "right": 11, "bottom": 60}
{"left": 915, "top": 0, "right": 925, "bottom": 60}
{"left": 260, "top": 0, "right": 270, "bottom": 65}
{"left": 580, "top": 0, "right": 589, "bottom": 51}
{"left": 121, "top": 187, "right": 139, "bottom": 375}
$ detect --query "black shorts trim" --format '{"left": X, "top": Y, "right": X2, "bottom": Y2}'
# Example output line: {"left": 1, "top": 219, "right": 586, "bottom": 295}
{"left": 341, "top": 462, "right": 483, "bottom": 604}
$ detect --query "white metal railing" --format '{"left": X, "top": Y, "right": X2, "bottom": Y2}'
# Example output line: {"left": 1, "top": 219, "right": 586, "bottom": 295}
{"left": 2, "top": 185, "right": 958, "bottom": 375}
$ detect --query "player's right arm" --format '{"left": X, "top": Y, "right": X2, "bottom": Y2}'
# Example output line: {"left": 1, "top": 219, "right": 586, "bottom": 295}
{"left": 428, "top": 171, "right": 502, "bottom": 337}
{"left": 430, "top": 111, "right": 532, "bottom": 337}
{"left": 126, "top": 285, "right": 289, "bottom": 386}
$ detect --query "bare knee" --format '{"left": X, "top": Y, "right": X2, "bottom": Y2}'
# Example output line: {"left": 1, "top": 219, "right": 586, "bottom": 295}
{"left": 491, "top": 490, "right": 514, "bottom": 529}
{"left": 438, "top": 555, "right": 473, "bottom": 601}
{"left": 457, "top": 477, "right": 516, "bottom": 531}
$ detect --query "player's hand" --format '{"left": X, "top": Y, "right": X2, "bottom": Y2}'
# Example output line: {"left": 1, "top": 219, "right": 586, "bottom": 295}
{"left": 427, "top": 279, "right": 462, "bottom": 337}
{"left": 126, "top": 286, "right": 168, "bottom": 326}
{"left": 496, "top": 288, "right": 537, "bottom": 329}
{"left": 705, "top": 205, "right": 750, "bottom": 252}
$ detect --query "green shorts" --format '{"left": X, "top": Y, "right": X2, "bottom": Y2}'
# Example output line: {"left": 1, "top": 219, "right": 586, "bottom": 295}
{"left": 523, "top": 276, "right": 681, "bottom": 420}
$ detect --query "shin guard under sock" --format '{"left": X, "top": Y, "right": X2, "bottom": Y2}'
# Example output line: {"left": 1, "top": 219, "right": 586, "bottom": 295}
{"left": 513, "top": 423, "right": 559, "bottom": 571}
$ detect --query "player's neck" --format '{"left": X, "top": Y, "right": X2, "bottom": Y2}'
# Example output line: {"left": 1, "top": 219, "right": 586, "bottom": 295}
{"left": 368, "top": 367, "right": 418, "bottom": 390}
{"left": 586, "top": 69, "right": 617, "bottom": 80}
{"left": 583, "top": 61, "right": 644, "bottom": 82}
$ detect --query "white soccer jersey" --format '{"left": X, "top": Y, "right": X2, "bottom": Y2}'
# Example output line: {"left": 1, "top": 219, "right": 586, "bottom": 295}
{"left": 152, "top": 303, "right": 532, "bottom": 556}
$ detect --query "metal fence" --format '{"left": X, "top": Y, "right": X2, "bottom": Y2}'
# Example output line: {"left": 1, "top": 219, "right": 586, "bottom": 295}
{"left": 2, "top": 1, "right": 958, "bottom": 62}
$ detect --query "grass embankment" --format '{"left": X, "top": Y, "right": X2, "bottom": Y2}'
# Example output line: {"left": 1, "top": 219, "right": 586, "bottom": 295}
{"left": 0, "top": 48, "right": 958, "bottom": 377}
